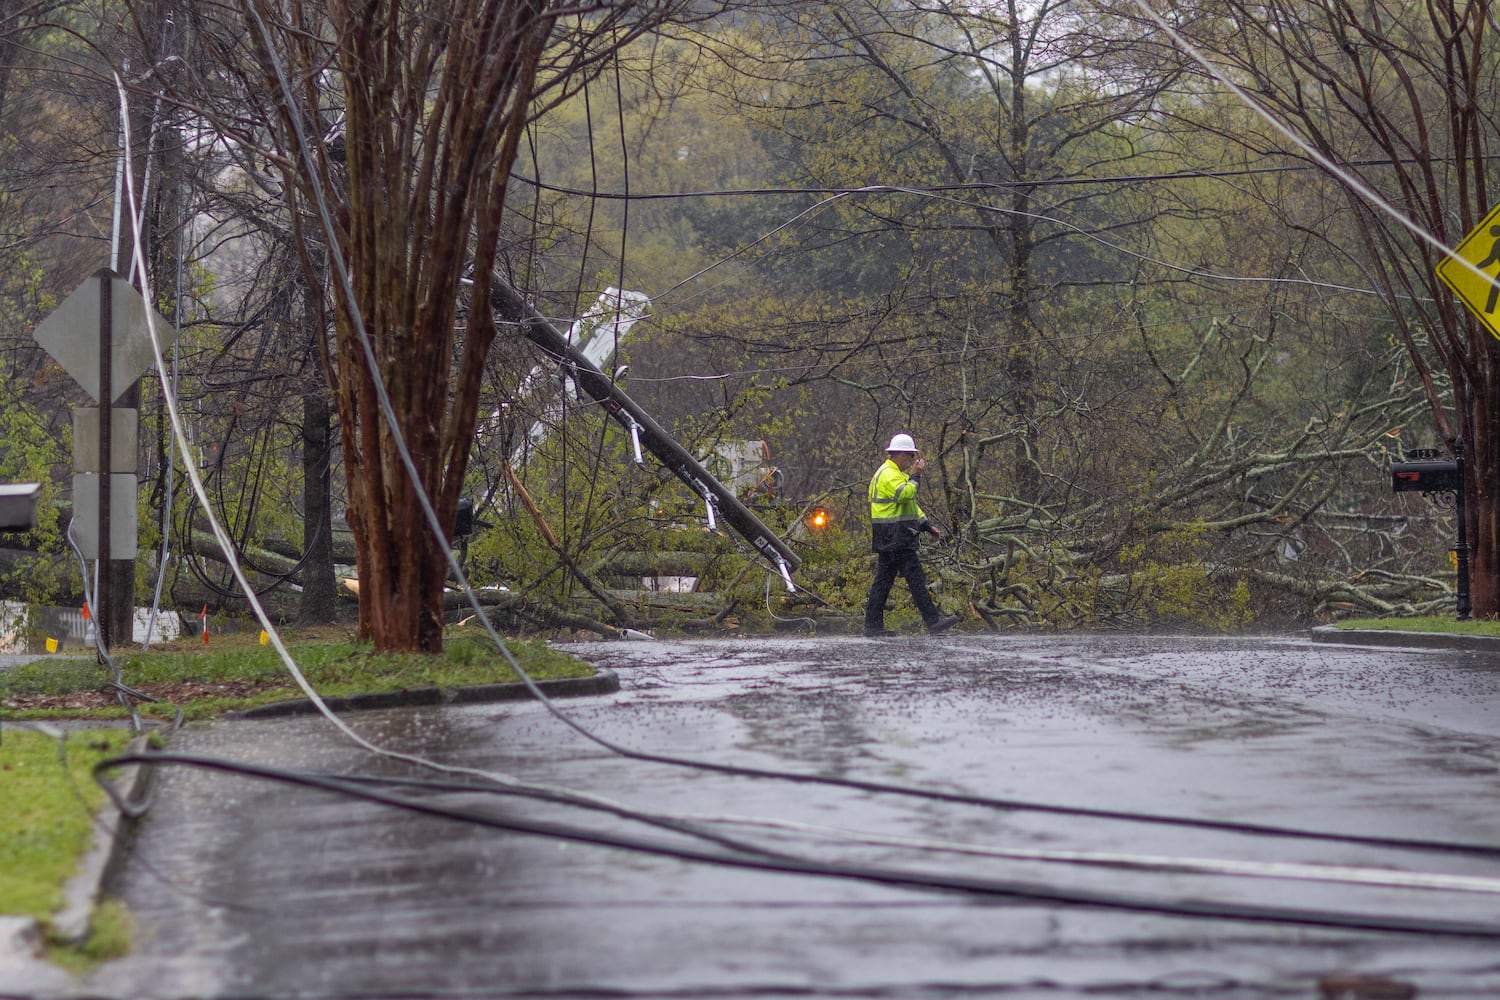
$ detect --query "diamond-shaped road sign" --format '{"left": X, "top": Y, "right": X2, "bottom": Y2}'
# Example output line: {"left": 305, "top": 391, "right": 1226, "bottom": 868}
{"left": 1437, "top": 202, "right": 1500, "bottom": 342}
{"left": 32, "top": 268, "right": 178, "bottom": 403}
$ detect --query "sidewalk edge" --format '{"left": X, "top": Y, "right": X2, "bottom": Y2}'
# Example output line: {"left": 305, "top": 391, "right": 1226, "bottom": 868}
{"left": 53, "top": 731, "right": 154, "bottom": 945}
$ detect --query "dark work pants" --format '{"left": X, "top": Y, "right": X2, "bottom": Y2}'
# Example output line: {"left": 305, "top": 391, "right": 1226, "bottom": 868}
{"left": 865, "top": 547, "right": 940, "bottom": 628}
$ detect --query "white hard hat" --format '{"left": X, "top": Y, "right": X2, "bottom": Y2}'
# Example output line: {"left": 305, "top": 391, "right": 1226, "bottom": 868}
{"left": 886, "top": 433, "right": 917, "bottom": 453}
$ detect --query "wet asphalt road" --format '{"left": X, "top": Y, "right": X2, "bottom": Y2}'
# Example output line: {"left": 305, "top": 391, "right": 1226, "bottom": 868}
{"left": 68, "top": 633, "right": 1500, "bottom": 998}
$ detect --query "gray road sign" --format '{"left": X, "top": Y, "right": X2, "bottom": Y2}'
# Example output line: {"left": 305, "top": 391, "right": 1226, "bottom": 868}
{"left": 71, "top": 473, "right": 139, "bottom": 559}
{"left": 32, "top": 269, "right": 178, "bottom": 404}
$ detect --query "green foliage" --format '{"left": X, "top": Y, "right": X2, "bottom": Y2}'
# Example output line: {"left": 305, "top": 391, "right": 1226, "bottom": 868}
{"left": 154, "top": 336, "right": 307, "bottom": 594}
{"left": 0, "top": 370, "right": 70, "bottom": 608}
{"left": 781, "top": 514, "right": 873, "bottom": 610}
{"left": 465, "top": 336, "right": 818, "bottom": 615}
{"left": 521, "top": 33, "right": 774, "bottom": 294}
{"left": 1108, "top": 524, "right": 1255, "bottom": 631}
{"left": 40, "top": 898, "right": 133, "bottom": 976}
{"left": 51, "top": 897, "right": 132, "bottom": 970}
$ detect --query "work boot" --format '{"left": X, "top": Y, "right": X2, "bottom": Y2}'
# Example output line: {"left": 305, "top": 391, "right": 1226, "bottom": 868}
{"left": 927, "top": 614, "right": 960, "bottom": 635}
{"left": 863, "top": 626, "right": 898, "bottom": 638}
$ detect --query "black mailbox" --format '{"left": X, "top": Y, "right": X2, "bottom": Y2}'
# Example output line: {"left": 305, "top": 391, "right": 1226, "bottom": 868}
{"left": 1392, "top": 460, "right": 1461, "bottom": 494}
{"left": 1390, "top": 440, "right": 1471, "bottom": 618}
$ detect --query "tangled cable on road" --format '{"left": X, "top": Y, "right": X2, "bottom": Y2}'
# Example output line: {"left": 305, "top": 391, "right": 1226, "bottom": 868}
{"left": 94, "top": 750, "right": 1500, "bottom": 939}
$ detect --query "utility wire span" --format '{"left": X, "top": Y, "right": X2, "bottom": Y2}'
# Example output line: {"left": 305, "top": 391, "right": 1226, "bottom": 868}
{"left": 1129, "top": 0, "right": 1500, "bottom": 299}
{"left": 626, "top": 180, "right": 1399, "bottom": 317}
{"left": 185, "top": 765, "right": 1500, "bottom": 900}
{"left": 513, "top": 153, "right": 1500, "bottom": 200}
{"left": 96, "top": 751, "right": 1500, "bottom": 940}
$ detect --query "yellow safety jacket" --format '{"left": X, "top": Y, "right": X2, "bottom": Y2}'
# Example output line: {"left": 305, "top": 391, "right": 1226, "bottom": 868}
{"left": 869, "top": 458, "right": 927, "bottom": 553}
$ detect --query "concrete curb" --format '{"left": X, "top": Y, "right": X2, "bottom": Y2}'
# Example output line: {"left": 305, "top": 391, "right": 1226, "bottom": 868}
{"left": 1309, "top": 624, "right": 1500, "bottom": 651}
{"left": 54, "top": 732, "right": 155, "bottom": 944}
{"left": 223, "top": 668, "right": 620, "bottom": 719}
{"left": 0, "top": 913, "right": 72, "bottom": 994}
{"left": 0, "top": 731, "right": 155, "bottom": 995}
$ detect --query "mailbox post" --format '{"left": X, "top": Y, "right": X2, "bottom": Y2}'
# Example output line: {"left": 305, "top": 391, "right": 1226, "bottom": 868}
{"left": 1391, "top": 440, "right": 1470, "bottom": 619}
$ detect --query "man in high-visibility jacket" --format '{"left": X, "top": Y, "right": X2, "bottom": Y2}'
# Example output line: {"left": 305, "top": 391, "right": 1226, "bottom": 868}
{"left": 864, "top": 433, "right": 960, "bottom": 638}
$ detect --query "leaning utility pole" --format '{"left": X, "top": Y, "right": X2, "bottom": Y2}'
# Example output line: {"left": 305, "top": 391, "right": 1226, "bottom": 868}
{"left": 493, "top": 280, "right": 802, "bottom": 589}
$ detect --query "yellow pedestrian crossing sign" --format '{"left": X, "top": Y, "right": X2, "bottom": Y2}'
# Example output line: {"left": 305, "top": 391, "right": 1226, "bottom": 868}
{"left": 1437, "top": 202, "right": 1500, "bottom": 341}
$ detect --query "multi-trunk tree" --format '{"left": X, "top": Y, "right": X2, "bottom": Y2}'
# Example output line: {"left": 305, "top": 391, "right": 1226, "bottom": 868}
{"left": 117, "top": 0, "right": 709, "bottom": 651}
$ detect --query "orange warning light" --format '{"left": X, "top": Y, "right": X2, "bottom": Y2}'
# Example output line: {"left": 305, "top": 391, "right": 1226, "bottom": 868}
{"left": 804, "top": 506, "right": 832, "bottom": 531}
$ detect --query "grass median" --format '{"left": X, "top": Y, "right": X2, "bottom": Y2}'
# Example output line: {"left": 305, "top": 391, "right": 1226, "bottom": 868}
{"left": 0, "top": 724, "right": 137, "bottom": 969}
{"left": 0, "top": 623, "right": 597, "bottom": 722}
{"left": 0, "top": 727, "right": 127, "bottom": 922}
{"left": 1334, "top": 615, "right": 1500, "bottom": 635}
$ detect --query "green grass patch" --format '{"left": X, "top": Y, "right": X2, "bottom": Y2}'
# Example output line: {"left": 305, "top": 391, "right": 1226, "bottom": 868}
{"left": 47, "top": 897, "right": 132, "bottom": 973}
{"left": 0, "top": 625, "right": 597, "bottom": 721}
{"left": 1333, "top": 616, "right": 1500, "bottom": 636}
{"left": 0, "top": 727, "right": 130, "bottom": 920}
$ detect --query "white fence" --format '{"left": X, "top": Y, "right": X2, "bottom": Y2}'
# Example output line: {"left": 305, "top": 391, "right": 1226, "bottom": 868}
{"left": 0, "top": 602, "right": 183, "bottom": 653}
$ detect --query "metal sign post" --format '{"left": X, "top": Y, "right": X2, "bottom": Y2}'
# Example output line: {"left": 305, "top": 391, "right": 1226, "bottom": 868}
{"left": 1433, "top": 211, "right": 1500, "bottom": 616}
{"left": 33, "top": 268, "right": 178, "bottom": 649}
{"left": 99, "top": 271, "right": 113, "bottom": 642}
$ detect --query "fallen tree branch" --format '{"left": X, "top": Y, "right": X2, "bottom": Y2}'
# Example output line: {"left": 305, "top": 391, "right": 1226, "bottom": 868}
{"left": 443, "top": 587, "right": 617, "bottom": 637}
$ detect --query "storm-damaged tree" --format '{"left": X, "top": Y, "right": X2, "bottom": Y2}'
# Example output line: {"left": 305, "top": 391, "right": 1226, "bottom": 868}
{"left": 1152, "top": 0, "right": 1500, "bottom": 614}
{"left": 620, "top": 1, "right": 1446, "bottom": 623}
{"left": 123, "top": 0, "right": 705, "bottom": 651}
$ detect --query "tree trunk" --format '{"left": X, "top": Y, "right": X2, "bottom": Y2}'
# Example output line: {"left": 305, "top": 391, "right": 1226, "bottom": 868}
{"left": 318, "top": 0, "right": 555, "bottom": 653}
{"left": 1004, "top": 52, "right": 1039, "bottom": 502}
{"left": 1472, "top": 366, "right": 1500, "bottom": 613}
{"left": 299, "top": 392, "right": 338, "bottom": 625}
